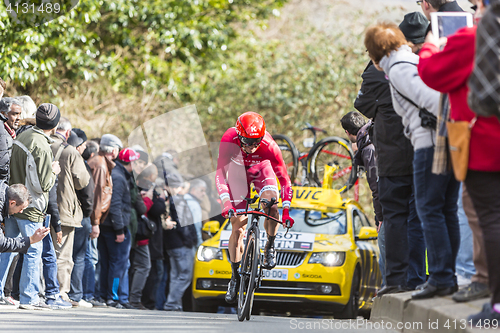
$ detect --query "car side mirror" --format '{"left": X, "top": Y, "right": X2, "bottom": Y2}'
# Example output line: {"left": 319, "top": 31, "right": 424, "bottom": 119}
{"left": 202, "top": 221, "right": 220, "bottom": 238}
{"left": 356, "top": 226, "right": 378, "bottom": 241}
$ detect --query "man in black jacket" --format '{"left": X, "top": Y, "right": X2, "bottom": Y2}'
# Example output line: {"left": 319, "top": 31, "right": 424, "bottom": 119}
{"left": 163, "top": 171, "right": 196, "bottom": 311}
{"left": 98, "top": 147, "right": 139, "bottom": 308}
{"left": 354, "top": 59, "right": 425, "bottom": 294}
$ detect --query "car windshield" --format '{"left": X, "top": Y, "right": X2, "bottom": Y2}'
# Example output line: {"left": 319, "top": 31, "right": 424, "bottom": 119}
{"left": 224, "top": 208, "right": 347, "bottom": 235}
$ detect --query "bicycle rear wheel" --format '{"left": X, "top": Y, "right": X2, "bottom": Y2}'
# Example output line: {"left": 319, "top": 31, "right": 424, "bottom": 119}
{"left": 272, "top": 134, "right": 299, "bottom": 184}
{"left": 237, "top": 226, "right": 259, "bottom": 322}
{"left": 308, "top": 136, "right": 357, "bottom": 193}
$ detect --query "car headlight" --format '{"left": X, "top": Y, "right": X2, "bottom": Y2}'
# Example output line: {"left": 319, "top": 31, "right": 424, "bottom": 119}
{"left": 197, "top": 246, "right": 223, "bottom": 262}
{"left": 308, "top": 252, "right": 345, "bottom": 267}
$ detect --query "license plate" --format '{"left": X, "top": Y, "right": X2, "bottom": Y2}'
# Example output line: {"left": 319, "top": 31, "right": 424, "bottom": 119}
{"left": 262, "top": 269, "right": 288, "bottom": 281}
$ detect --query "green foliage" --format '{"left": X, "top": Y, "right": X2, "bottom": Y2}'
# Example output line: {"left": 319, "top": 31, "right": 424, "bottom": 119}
{"left": 0, "top": 0, "right": 284, "bottom": 92}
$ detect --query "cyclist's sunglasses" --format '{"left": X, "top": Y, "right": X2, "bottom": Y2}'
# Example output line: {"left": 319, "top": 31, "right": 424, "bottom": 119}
{"left": 239, "top": 135, "right": 263, "bottom": 147}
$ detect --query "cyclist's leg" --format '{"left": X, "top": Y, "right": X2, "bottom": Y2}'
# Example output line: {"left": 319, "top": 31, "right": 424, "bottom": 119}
{"left": 249, "top": 160, "right": 280, "bottom": 269}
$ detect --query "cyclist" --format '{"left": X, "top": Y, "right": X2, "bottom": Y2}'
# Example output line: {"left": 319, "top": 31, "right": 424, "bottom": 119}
{"left": 215, "top": 112, "right": 294, "bottom": 304}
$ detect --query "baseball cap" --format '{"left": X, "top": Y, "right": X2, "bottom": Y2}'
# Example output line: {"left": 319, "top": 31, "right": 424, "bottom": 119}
{"left": 118, "top": 148, "right": 140, "bottom": 163}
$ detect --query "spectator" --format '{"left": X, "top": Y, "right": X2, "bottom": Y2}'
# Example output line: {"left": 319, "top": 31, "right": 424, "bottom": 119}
{"left": 184, "top": 179, "right": 207, "bottom": 249}
{"left": 85, "top": 134, "right": 121, "bottom": 306}
{"left": 50, "top": 118, "right": 90, "bottom": 302}
{"left": 141, "top": 179, "right": 170, "bottom": 310}
{"left": 0, "top": 184, "right": 49, "bottom": 253}
{"left": 355, "top": 14, "right": 427, "bottom": 292}
{"left": 98, "top": 147, "right": 138, "bottom": 308}
{"left": 127, "top": 162, "right": 151, "bottom": 310}
{"left": 131, "top": 145, "right": 149, "bottom": 176}
{"left": 365, "top": 22, "right": 460, "bottom": 300}
{"left": 0, "top": 97, "right": 22, "bottom": 182}
{"left": 163, "top": 171, "right": 196, "bottom": 311}
{"left": 340, "top": 112, "right": 383, "bottom": 227}
{"left": 420, "top": 0, "right": 464, "bottom": 32}
{"left": 0, "top": 103, "right": 61, "bottom": 310}
{"left": 419, "top": 0, "right": 500, "bottom": 323}
{"left": 67, "top": 129, "right": 96, "bottom": 308}
{"left": 398, "top": 12, "right": 428, "bottom": 54}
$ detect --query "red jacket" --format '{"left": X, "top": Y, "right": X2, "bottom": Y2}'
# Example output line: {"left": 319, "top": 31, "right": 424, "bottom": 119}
{"left": 418, "top": 26, "right": 500, "bottom": 172}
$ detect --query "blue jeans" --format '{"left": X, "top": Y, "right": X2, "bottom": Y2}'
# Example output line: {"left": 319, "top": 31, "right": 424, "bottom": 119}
{"left": 407, "top": 193, "right": 426, "bottom": 289}
{"left": 69, "top": 217, "right": 91, "bottom": 301}
{"left": 164, "top": 247, "right": 194, "bottom": 311}
{"left": 378, "top": 222, "right": 386, "bottom": 288}
{"left": 42, "top": 215, "right": 60, "bottom": 298}
{"left": 413, "top": 147, "right": 460, "bottom": 288}
{"left": 97, "top": 228, "right": 131, "bottom": 302}
{"left": 0, "top": 217, "right": 43, "bottom": 304}
{"left": 156, "top": 259, "right": 169, "bottom": 310}
{"left": 83, "top": 237, "right": 98, "bottom": 300}
{"left": 455, "top": 184, "right": 475, "bottom": 280}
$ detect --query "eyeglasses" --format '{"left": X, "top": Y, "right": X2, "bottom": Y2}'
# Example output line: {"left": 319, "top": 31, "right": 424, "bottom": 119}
{"left": 471, "top": 5, "right": 477, "bottom": 11}
{"left": 416, "top": 0, "right": 423, "bottom": 5}
{"left": 238, "top": 135, "right": 263, "bottom": 147}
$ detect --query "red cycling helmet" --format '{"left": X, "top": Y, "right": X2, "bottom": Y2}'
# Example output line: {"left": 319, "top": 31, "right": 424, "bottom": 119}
{"left": 235, "top": 112, "right": 266, "bottom": 146}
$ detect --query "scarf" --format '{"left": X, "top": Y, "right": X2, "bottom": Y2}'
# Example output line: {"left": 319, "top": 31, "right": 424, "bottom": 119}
{"left": 432, "top": 93, "right": 451, "bottom": 175}
{"left": 4, "top": 123, "right": 16, "bottom": 139}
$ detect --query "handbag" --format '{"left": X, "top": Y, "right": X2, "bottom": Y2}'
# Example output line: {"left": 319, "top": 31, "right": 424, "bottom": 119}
{"left": 137, "top": 214, "right": 157, "bottom": 238}
{"left": 446, "top": 117, "right": 477, "bottom": 181}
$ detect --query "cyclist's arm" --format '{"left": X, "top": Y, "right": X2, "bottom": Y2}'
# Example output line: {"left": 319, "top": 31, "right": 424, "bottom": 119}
{"left": 269, "top": 143, "right": 292, "bottom": 209}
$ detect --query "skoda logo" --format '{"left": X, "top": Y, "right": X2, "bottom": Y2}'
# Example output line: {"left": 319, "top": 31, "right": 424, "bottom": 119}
{"left": 209, "top": 269, "right": 214, "bottom": 276}
{"left": 294, "top": 273, "right": 300, "bottom": 279}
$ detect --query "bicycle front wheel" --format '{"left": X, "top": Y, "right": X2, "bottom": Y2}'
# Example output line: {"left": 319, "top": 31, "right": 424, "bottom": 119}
{"left": 308, "top": 136, "right": 357, "bottom": 193}
{"left": 272, "top": 134, "right": 299, "bottom": 184}
{"left": 237, "top": 226, "right": 259, "bottom": 322}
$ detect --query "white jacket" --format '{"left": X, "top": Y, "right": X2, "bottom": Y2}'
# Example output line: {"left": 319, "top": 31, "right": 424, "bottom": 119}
{"left": 379, "top": 45, "right": 440, "bottom": 150}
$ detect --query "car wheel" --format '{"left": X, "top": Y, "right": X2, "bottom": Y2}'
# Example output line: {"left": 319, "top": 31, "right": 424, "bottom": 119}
{"left": 335, "top": 268, "right": 360, "bottom": 319}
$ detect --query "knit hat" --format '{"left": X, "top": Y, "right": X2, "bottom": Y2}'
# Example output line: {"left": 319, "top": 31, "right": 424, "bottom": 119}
{"left": 67, "top": 131, "right": 84, "bottom": 147}
{"left": 165, "top": 171, "right": 184, "bottom": 188}
{"left": 118, "top": 147, "right": 140, "bottom": 163}
{"left": 36, "top": 103, "right": 61, "bottom": 130}
{"left": 72, "top": 128, "right": 87, "bottom": 143}
{"left": 399, "top": 12, "right": 429, "bottom": 45}
{"left": 100, "top": 134, "right": 123, "bottom": 149}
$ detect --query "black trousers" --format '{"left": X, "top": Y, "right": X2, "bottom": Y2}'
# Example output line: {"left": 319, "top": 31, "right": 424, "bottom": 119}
{"left": 379, "top": 175, "right": 426, "bottom": 287}
{"left": 465, "top": 170, "right": 500, "bottom": 305}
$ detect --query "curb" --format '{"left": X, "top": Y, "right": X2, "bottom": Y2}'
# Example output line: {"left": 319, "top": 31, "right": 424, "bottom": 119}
{"left": 370, "top": 291, "right": 491, "bottom": 333}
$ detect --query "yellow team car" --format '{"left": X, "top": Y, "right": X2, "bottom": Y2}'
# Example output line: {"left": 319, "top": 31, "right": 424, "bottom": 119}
{"left": 192, "top": 186, "right": 382, "bottom": 318}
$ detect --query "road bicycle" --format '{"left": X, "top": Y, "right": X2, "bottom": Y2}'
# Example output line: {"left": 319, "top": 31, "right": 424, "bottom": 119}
{"left": 272, "top": 123, "right": 357, "bottom": 194}
{"left": 228, "top": 195, "right": 289, "bottom": 322}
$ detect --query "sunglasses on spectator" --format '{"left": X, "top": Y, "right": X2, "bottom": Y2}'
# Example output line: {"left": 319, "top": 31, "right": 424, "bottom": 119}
{"left": 239, "top": 135, "right": 263, "bottom": 147}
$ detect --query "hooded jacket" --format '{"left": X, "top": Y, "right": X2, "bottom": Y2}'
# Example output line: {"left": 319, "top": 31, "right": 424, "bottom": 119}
{"left": 51, "top": 132, "right": 90, "bottom": 228}
{"left": 379, "top": 45, "right": 440, "bottom": 150}
{"left": 354, "top": 61, "right": 414, "bottom": 177}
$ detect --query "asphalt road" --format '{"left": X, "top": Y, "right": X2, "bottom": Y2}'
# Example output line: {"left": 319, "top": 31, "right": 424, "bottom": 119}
{"left": 0, "top": 307, "right": 401, "bottom": 333}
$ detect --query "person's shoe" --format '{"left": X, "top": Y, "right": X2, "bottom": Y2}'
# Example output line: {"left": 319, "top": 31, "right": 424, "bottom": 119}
{"left": 262, "top": 247, "right": 277, "bottom": 270}
{"left": 0, "top": 297, "right": 17, "bottom": 307}
{"left": 225, "top": 275, "right": 240, "bottom": 304}
{"left": 411, "top": 283, "right": 457, "bottom": 300}
{"left": 130, "top": 302, "right": 147, "bottom": 310}
{"left": 107, "top": 300, "right": 127, "bottom": 309}
{"left": 415, "top": 281, "right": 428, "bottom": 291}
{"left": 468, "top": 303, "right": 500, "bottom": 327}
{"left": 86, "top": 298, "right": 107, "bottom": 307}
{"left": 69, "top": 299, "right": 79, "bottom": 307}
{"left": 19, "top": 301, "right": 52, "bottom": 311}
{"left": 452, "top": 282, "right": 490, "bottom": 302}
{"left": 119, "top": 302, "right": 137, "bottom": 310}
{"left": 5, "top": 296, "right": 19, "bottom": 307}
{"left": 46, "top": 296, "right": 72, "bottom": 310}
{"left": 74, "top": 299, "right": 93, "bottom": 308}
{"left": 376, "top": 285, "right": 409, "bottom": 297}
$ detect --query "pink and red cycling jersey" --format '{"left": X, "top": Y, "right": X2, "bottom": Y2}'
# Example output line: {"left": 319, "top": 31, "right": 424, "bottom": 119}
{"left": 215, "top": 127, "right": 292, "bottom": 211}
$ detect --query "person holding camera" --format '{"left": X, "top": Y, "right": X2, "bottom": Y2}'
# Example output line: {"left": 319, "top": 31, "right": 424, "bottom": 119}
{"left": 364, "top": 22, "right": 460, "bottom": 300}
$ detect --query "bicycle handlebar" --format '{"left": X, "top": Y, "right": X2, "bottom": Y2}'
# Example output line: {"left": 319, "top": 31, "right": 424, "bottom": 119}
{"left": 233, "top": 210, "right": 284, "bottom": 225}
